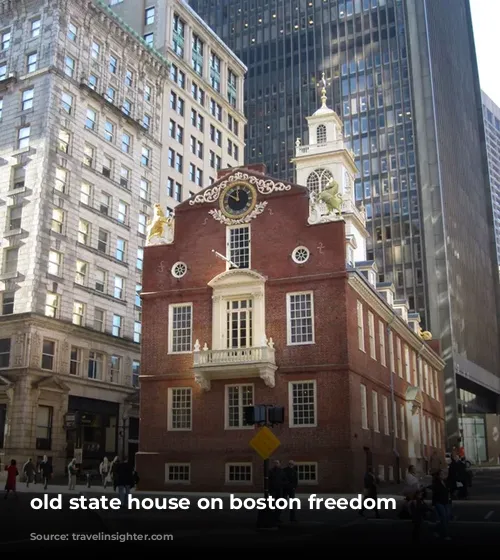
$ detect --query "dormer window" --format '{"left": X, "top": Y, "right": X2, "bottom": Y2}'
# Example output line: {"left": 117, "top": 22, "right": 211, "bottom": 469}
{"left": 316, "top": 124, "right": 327, "bottom": 145}
{"left": 227, "top": 225, "right": 250, "bottom": 269}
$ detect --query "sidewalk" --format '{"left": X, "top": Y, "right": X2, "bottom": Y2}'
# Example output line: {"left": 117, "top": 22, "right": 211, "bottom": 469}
{"left": 15, "top": 482, "right": 403, "bottom": 500}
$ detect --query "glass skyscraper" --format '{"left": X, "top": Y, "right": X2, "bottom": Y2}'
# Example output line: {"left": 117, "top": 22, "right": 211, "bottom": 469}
{"left": 189, "top": 0, "right": 500, "bottom": 449}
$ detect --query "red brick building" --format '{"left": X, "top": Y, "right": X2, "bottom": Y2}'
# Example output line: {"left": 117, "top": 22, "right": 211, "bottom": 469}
{"left": 137, "top": 95, "right": 445, "bottom": 492}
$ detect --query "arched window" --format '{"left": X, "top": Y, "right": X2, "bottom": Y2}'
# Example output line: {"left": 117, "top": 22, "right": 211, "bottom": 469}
{"left": 306, "top": 168, "right": 333, "bottom": 194}
{"left": 316, "top": 124, "right": 327, "bottom": 145}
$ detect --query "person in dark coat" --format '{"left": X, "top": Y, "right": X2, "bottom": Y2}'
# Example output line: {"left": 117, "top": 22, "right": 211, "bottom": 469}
{"left": 114, "top": 458, "right": 138, "bottom": 507}
{"left": 432, "top": 469, "right": 452, "bottom": 540}
{"left": 360, "top": 466, "right": 381, "bottom": 518}
{"left": 283, "top": 460, "right": 299, "bottom": 522}
{"left": 448, "top": 454, "right": 467, "bottom": 499}
{"left": 268, "top": 460, "right": 286, "bottom": 499}
{"left": 268, "top": 460, "right": 286, "bottom": 523}
{"left": 23, "top": 458, "right": 36, "bottom": 488}
{"left": 39, "top": 455, "right": 53, "bottom": 490}
{"left": 409, "top": 489, "right": 431, "bottom": 543}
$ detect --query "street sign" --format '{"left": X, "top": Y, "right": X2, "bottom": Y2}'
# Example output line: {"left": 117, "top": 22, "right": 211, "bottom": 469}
{"left": 249, "top": 426, "right": 281, "bottom": 460}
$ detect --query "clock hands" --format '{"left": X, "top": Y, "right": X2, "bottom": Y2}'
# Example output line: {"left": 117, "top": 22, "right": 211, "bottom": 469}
{"left": 228, "top": 187, "right": 240, "bottom": 202}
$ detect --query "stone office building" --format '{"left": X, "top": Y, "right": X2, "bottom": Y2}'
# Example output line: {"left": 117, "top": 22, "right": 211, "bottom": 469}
{"left": 0, "top": 0, "right": 168, "bottom": 473}
{"left": 137, "top": 94, "right": 445, "bottom": 491}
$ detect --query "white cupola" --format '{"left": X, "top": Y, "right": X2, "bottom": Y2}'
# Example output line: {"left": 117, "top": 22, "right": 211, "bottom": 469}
{"left": 291, "top": 73, "right": 369, "bottom": 264}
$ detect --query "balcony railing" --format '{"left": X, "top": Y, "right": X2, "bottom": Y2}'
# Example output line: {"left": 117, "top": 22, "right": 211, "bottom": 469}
{"left": 194, "top": 346, "right": 274, "bottom": 366}
{"left": 193, "top": 341, "right": 277, "bottom": 391}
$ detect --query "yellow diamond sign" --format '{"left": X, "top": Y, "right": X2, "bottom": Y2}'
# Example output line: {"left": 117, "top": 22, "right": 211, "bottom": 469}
{"left": 249, "top": 426, "right": 281, "bottom": 460}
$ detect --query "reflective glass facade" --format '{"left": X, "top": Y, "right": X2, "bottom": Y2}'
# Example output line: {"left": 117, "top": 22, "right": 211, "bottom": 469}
{"left": 189, "top": 0, "right": 427, "bottom": 321}
{"left": 190, "top": 0, "right": 500, "bottom": 444}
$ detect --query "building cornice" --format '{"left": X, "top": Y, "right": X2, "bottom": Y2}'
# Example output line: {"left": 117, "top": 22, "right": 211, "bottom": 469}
{"left": 0, "top": 313, "right": 140, "bottom": 352}
{"left": 291, "top": 148, "right": 358, "bottom": 175}
{"left": 90, "top": 0, "right": 169, "bottom": 76}
{"left": 348, "top": 272, "right": 445, "bottom": 370}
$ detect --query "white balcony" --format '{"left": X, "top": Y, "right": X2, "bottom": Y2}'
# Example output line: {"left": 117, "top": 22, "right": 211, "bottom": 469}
{"left": 192, "top": 340, "right": 277, "bottom": 391}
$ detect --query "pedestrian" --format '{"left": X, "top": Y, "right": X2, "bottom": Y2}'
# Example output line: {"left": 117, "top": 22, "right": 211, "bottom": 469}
{"left": 429, "top": 450, "right": 443, "bottom": 475}
{"left": 4, "top": 459, "right": 19, "bottom": 499}
{"left": 68, "top": 458, "right": 77, "bottom": 490}
{"left": 283, "top": 460, "right": 298, "bottom": 522}
{"left": 114, "top": 457, "right": 136, "bottom": 508}
{"left": 99, "top": 457, "right": 111, "bottom": 488}
{"left": 431, "top": 469, "right": 452, "bottom": 541}
{"left": 409, "top": 489, "right": 431, "bottom": 543}
{"left": 110, "top": 455, "right": 119, "bottom": 490}
{"left": 268, "top": 460, "right": 286, "bottom": 523}
{"left": 23, "top": 458, "right": 36, "bottom": 488}
{"left": 39, "top": 455, "right": 52, "bottom": 490}
{"left": 360, "top": 466, "right": 380, "bottom": 518}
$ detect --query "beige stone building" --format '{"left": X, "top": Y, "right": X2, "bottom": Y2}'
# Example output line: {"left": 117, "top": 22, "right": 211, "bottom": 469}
{"left": 0, "top": 0, "right": 158, "bottom": 476}
{"left": 0, "top": 0, "right": 246, "bottom": 477}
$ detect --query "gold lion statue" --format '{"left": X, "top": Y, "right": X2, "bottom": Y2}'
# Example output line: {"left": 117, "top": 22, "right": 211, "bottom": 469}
{"left": 419, "top": 328, "right": 433, "bottom": 341}
{"left": 319, "top": 179, "right": 343, "bottom": 214}
{"left": 147, "top": 203, "right": 172, "bottom": 243}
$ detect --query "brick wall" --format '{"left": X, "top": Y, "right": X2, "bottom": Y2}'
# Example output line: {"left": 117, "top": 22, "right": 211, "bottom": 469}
{"left": 138, "top": 171, "right": 446, "bottom": 491}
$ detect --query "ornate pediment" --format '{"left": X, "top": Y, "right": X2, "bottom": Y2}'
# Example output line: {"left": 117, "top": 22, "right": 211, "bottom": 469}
{"left": 189, "top": 171, "right": 293, "bottom": 207}
{"left": 208, "top": 268, "right": 267, "bottom": 289}
{"left": 33, "top": 376, "right": 70, "bottom": 393}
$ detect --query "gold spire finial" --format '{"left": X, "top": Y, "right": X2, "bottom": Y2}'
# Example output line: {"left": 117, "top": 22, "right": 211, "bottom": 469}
{"left": 320, "top": 72, "right": 327, "bottom": 106}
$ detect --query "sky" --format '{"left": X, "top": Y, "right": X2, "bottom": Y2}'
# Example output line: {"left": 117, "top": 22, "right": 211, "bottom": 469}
{"left": 470, "top": 0, "right": 500, "bottom": 107}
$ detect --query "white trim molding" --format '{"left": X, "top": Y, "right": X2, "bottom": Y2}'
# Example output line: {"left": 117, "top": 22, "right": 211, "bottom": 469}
{"left": 168, "top": 302, "right": 193, "bottom": 355}
{"left": 224, "top": 383, "right": 255, "bottom": 430}
{"left": 348, "top": 272, "right": 445, "bottom": 371}
{"left": 296, "top": 461, "right": 319, "bottom": 485}
{"left": 286, "top": 291, "right": 315, "bottom": 346}
{"left": 165, "top": 463, "right": 191, "bottom": 484}
{"left": 288, "top": 379, "right": 317, "bottom": 428}
{"left": 225, "top": 462, "right": 253, "bottom": 484}
{"left": 167, "top": 387, "right": 193, "bottom": 432}
{"left": 193, "top": 268, "right": 276, "bottom": 391}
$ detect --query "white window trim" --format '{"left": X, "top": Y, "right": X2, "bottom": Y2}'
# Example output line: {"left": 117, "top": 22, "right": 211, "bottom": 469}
{"left": 225, "top": 462, "right": 253, "bottom": 484}
{"left": 360, "top": 383, "right": 368, "bottom": 430}
{"left": 208, "top": 269, "right": 266, "bottom": 351}
{"left": 368, "top": 311, "right": 376, "bottom": 359}
{"left": 357, "top": 300, "right": 365, "bottom": 352}
{"left": 286, "top": 291, "right": 315, "bottom": 346}
{"left": 382, "top": 395, "right": 390, "bottom": 435}
{"left": 226, "top": 224, "right": 251, "bottom": 270}
{"left": 288, "top": 379, "right": 317, "bottom": 428}
{"left": 372, "top": 390, "right": 379, "bottom": 432}
{"left": 168, "top": 302, "right": 193, "bottom": 354}
{"left": 296, "top": 461, "right": 318, "bottom": 485}
{"left": 167, "top": 387, "right": 192, "bottom": 432}
{"left": 379, "top": 321, "right": 386, "bottom": 367}
{"left": 224, "top": 383, "right": 254, "bottom": 430}
{"left": 165, "top": 463, "right": 191, "bottom": 484}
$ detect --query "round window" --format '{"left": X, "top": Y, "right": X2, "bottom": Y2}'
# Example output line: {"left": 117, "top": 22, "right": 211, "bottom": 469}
{"left": 292, "top": 246, "right": 310, "bottom": 264}
{"left": 171, "top": 262, "right": 188, "bottom": 278}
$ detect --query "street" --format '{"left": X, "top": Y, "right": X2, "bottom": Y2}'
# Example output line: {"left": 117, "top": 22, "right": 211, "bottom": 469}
{"left": 1, "top": 469, "right": 499, "bottom": 548}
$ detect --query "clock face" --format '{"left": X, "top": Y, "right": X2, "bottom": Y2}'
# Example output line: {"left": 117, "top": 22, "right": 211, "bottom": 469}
{"left": 220, "top": 182, "right": 257, "bottom": 218}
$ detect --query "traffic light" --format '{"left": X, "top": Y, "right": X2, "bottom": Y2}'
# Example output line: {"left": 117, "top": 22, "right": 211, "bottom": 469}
{"left": 243, "top": 405, "right": 267, "bottom": 425}
{"left": 267, "top": 406, "right": 284, "bottom": 425}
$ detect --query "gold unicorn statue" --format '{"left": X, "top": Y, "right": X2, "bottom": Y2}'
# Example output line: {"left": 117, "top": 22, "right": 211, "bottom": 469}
{"left": 319, "top": 178, "right": 343, "bottom": 214}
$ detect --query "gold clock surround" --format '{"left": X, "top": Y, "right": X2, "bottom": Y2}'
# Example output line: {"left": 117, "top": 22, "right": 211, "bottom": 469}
{"left": 219, "top": 181, "right": 258, "bottom": 220}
